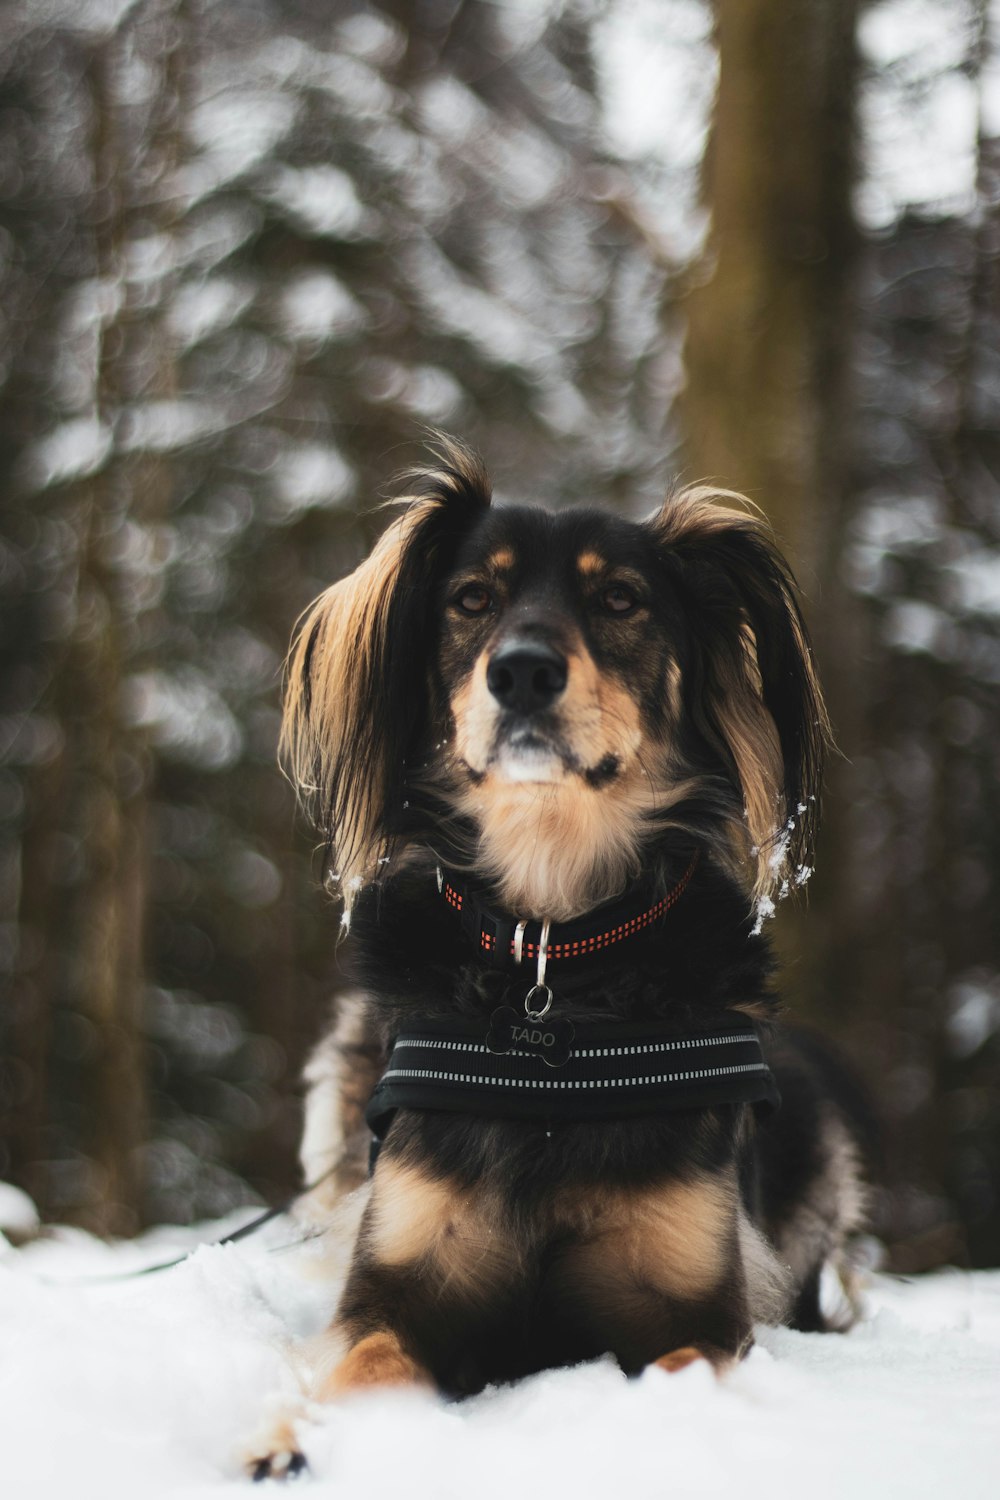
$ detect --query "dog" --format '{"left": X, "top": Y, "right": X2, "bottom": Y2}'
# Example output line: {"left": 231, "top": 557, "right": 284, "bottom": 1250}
{"left": 248, "top": 437, "right": 871, "bottom": 1479}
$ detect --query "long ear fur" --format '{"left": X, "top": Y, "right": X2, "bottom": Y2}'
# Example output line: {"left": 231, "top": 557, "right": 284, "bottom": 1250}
{"left": 649, "top": 486, "right": 831, "bottom": 909}
{"left": 281, "top": 437, "right": 491, "bottom": 921}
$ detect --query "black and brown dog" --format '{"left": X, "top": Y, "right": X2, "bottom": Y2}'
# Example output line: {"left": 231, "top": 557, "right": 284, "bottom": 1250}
{"left": 250, "top": 438, "right": 870, "bottom": 1478}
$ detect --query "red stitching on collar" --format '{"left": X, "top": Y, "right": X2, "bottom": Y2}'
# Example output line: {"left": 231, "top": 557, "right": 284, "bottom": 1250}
{"left": 441, "top": 853, "right": 698, "bottom": 964}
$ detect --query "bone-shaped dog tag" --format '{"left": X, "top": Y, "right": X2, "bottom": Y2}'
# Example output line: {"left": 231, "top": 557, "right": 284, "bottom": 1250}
{"left": 486, "top": 1005, "right": 574, "bottom": 1068}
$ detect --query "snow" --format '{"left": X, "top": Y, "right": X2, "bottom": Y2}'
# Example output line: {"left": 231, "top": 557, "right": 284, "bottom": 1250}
{"left": 404, "top": 241, "right": 553, "bottom": 370}
{"left": 0, "top": 1182, "right": 39, "bottom": 1236}
{"left": 945, "top": 551, "right": 1000, "bottom": 618}
{"left": 20, "top": 417, "right": 113, "bottom": 490}
{"left": 118, "top": 399, "right": 230, "bottom": 454}
{"left": 168, "top": 278, "right": 257, "bottom": 350}
{"left": 179, "top": 206, "right": 262, "bottom": 274}
{"left": 269, "top": 444, "right": 356, "bottom": 519}
{"left": 334, "top": 12, "right": 407, "bottom": 70}
{"left": 2, "top": 1200, "right": 998, "bottom": 1498}
{"left": 187, "top": 91, "right": 299, "bottom": 190}
{"left": 593, "top": 0, "right": 715, "bottom": 170}
{"left": 360, "top": 359, "right": 464, "bottom": 422}
{"left": 123, "top": 668, "right": 244, "bottom": 771}
{"left": 883, "top": 599, "right": 947, "bottom": 654}
{"left": 263, "top": 166, "right": 374, "bottom": 241}
{"left": 947, "top": 972, "right": 1000, "bottom": 1056}
{"left": 591, "top": 0, "right": 715, "bottom": 258}
{"left": 855, "top": 0, "right": 982, "bottom": 228}
{"left": 277, "top": 272, "right": 368, "bottom": 347}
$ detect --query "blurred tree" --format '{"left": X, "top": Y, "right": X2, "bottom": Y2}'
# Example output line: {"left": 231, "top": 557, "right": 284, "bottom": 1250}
{"left": 2, "top": 0, "right": 998, "bottom": 1268}
{"left": 678, "top": 0, "right": 862, "bottom": 1038}
{"left": 0, "top": 0, "right": 677, "bottom": 1228}
{"left": 803, "top": 0, "right": 1000, "bottom": 1271}
{"left": 683, "top": 0, "right": 1000, "bottom": 1269}
{"left": 682, "top": 0, "right": 859, "bottom": 568}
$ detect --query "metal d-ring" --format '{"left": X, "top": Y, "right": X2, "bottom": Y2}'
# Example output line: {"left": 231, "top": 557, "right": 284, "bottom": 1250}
{"left": 524, "top": 918, "right": 553, "bottom": 1019}
{"left": 524, "top": 983, "right": 554, "bottom": 1021}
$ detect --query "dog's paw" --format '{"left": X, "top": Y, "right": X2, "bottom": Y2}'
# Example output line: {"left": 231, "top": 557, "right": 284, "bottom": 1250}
{"left": 652, "top": 1344, "right": 736, "bottom": 1376}
{"left": 249, "top": 1449, "right": 308, "bottom": 1484}
{"left": 243, "top": 1410, "right": 310, "bottom": 1484}
{"left": 654, "top": 1346, "right": 706, "bottom": 1374}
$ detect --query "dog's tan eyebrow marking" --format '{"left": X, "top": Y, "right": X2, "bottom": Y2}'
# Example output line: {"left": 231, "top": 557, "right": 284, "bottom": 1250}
{"left": 487, "top": 548, "right": 515, "bottom": 571}
{"left": 577, "top": 551, "right": 607, "bottom": 576}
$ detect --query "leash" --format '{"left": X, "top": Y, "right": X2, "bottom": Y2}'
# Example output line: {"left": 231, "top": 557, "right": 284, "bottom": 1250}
{"left": 26, "top": 1165, "right": 341, "bottom": 1287}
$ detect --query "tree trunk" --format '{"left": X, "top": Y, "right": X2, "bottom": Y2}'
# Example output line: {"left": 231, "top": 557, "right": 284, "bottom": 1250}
{"left": 39, "top": 10, "right": 187, "bottom": 1234}
{"left": 682, "top": 0, "right": 858, "bottom": 575}
{"left": 680, "top": 0, "right": 865, "bottom": 1115}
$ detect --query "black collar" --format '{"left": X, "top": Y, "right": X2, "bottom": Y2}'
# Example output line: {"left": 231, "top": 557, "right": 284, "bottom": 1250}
{"left": 365, "top": 1013, "right": 779, "bottom": 1146}
{"left": 436, "top": 852, "right": 699, "bottom": 971}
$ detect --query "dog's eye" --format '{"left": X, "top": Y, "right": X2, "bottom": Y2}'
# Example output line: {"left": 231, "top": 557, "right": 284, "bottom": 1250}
{"left": 602, "top": 584, "right": 639, "bottom": 616}
{"left": 454, "top": 584, "right": 493, "bottom": 616}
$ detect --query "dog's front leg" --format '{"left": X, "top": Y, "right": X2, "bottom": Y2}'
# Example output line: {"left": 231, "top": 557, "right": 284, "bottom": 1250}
{"left": 245, "top": 1322, "right": 435, "bottom": 1482}
{"left": 246, "top": 1154, "right": 516, "bottom": 1480}
{"left": 314, "top": 1328, "right": 434, "bottom": 1397}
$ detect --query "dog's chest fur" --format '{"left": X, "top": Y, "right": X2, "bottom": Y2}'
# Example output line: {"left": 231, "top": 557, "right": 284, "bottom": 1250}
{"left": 349, "top": 853, "right": 776, "bottom": 1030}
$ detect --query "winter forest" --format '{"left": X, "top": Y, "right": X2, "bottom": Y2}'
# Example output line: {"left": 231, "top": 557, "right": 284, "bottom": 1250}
{"left": 1, "top": 0, "right": 999, "bottom": 1280}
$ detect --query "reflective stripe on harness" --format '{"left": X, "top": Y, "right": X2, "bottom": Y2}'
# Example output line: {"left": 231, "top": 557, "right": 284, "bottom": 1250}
{"left": 365, "top": 1014, "right": 779, "bottom": 1154}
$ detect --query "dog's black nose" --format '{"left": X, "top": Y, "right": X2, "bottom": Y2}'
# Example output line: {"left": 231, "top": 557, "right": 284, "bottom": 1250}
{"left": 487, "top": 641, "right": 567, "bottom": 713}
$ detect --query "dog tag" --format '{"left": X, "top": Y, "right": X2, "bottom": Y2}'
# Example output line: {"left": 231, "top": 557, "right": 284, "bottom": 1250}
{"left": 486, "top": 1006, "right": 574, "bottom": 1068}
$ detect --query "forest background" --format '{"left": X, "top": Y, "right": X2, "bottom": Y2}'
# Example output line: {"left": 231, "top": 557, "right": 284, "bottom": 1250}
{"left": 1, "top": 0, "right": 998, "bottom": 1272}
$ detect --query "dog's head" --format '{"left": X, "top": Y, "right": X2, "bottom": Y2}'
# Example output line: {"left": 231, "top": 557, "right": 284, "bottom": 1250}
{"left": 282, "top": 438, "right": 828, "bottom": 924}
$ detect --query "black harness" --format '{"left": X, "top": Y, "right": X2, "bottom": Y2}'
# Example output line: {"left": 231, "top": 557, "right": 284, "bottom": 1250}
{"left": 365, "top": 1016, "right": 779, "bottom": 1144}
{"left": 365, "top": 855, "right": 780, "bottom": 1155}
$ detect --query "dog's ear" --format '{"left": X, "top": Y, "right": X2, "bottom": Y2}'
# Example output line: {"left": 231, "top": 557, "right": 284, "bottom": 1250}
{"left": 649, "top": 487, "right": 830, "bottom": 906}
{"left": 281, "top": 437, "right": 491, "bottom": 920}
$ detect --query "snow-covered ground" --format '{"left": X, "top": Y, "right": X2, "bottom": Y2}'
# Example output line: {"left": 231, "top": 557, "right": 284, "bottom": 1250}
{"left": 2, "top": 1199, "right": 998, "bottom": 1500}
